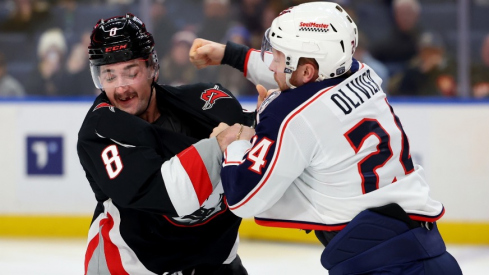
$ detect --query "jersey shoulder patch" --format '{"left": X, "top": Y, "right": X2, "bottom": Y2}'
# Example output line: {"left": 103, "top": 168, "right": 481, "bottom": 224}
{"left": 258, "top": 90, "right": 281, "bottom": 115}
{"left": 93, "top": 102, "right": 115, "bottom": 112}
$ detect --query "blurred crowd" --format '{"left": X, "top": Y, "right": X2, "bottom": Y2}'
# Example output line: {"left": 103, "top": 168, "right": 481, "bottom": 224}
{"left": 0, "top": 0, "right": 488, "bottom": 98}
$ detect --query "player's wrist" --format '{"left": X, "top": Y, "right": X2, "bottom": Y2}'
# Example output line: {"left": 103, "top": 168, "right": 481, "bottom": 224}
{"left": 221, "top": 41, "right": 250, "bottom": 72}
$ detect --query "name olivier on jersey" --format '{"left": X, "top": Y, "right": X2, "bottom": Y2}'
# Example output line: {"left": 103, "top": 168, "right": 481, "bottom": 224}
{"left": 330, "top": 69, "right": 381, "bottom": 115}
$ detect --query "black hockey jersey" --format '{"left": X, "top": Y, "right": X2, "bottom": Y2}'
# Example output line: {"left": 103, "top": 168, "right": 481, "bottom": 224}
{"left": 77, "top": 82, "right": 253, "bottom": 274}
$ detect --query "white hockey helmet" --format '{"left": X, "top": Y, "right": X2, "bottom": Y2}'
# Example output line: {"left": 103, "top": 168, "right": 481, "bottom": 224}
{"left": 261, "top": 2, "right": 358, "bottom": 82}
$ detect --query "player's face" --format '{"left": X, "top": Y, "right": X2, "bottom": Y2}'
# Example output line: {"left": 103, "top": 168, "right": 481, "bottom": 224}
{"left": 269, "top": 49, "right": 289, "bottom": 91}
{"left": 100, "top": 60, "right": 154, "bottom": 116}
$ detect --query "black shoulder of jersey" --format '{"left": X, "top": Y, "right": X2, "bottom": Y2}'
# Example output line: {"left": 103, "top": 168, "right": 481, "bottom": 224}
{"left": 78, "top": 93, "right": 110, "bottom": 139}
{"left": 157, "top": 82, "right": 253, "bottom": 129}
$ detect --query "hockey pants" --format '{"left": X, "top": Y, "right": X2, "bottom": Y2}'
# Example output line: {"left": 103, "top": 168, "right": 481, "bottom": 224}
{"left": 320, "top": 204, "right": 463, "bottom": 275}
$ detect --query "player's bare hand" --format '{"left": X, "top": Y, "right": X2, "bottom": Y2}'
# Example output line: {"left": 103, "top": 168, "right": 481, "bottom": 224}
{"left": 189, "top": 38, "right": 225, "bottom": 69}
{"left": 210, "top": 122, "right": 230, "bottom": 138}
{"left": 256, "top": 84, "right": 280, "bottom": 110}
{"left": 216, "top": 123, "right": 255, "bottom": 152}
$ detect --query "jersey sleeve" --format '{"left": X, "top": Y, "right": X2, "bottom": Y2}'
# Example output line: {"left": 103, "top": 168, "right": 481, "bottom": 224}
{"left": 220, "top": 110, "right": 308, "bottom": 218}
{"left": 77, "top": 104, "right": 223, "bottom": 217}
{"left": 221, "top": 41, "right": 276, "bottom": 91}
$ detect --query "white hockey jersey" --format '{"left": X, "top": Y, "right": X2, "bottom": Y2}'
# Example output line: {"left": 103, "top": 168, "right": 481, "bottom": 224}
{"left": 221, "top": 56, "right": 444, "bottom": 231}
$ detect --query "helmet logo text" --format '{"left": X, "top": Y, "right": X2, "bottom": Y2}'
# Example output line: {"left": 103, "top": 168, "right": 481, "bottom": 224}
{"left": 105, "top": 44, "right": 128, "bottom": 52}
{"left": 201, "top": 85, "right": 231, "bottom": 110}
{"left": 109, "top": 28, "right": 117, "bottom": 36}
{"left": 299, "top": 22, "right": 330, "bottom": 32}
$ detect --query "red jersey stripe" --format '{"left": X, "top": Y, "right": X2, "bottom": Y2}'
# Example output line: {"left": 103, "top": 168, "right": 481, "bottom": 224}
{"left": 243, "top": 49, "right": 254, "bottom": 77}
{"left": 84, "top": 231, "right": 100, "bottom": 275}
{"left": 255, "top": 218, "right": 348, "bottom": 231}
{"left": 101, "top": 213, "right": 129, "bottom": 275}
{"left": 177, "top": 146, "right": 213, "bottom": 205}
{"left": 409, "top": 207, "right": 445, "bottom": 223}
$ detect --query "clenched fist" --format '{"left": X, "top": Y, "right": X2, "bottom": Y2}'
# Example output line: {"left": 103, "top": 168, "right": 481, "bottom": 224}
{"left": 189, "top": 38, "right": 226, "bottom": 69}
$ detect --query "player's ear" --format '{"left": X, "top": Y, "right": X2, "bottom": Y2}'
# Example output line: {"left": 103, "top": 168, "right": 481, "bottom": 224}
{"left": 303, "top": 63, "right": 318, "bottom": 84}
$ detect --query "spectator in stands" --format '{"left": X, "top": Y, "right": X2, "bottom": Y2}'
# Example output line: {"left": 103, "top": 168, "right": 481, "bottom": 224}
{"left": 0, "top": 0, "right": 54, "bottom": 33}
{"left": 237, "top": 0, "right": 268, "bottom": 48}
{"left": 25, "top": 28, "right": 70, "bottom": 96}
{"left": 197, "top": 0, "right": 231, "bottom": 43}
{"left": 353, "top": 33, "right": 390, "bottom": 92}
{"left": 216, "top": 24, "right": 256, "bottom": 96}
{"left": 187, "top": 0, "right": 233, "bottom": 83}
{"left": 151, "top": 0, "right": 177, "bottom": 57}
{"left": 471, "top": 34, "right": 489, "bottom": 98}
{"left": 159, "top": 30, "right": 198, "bottom": 86}
{"left": 65, "top": 30, "right": 98, "bottom": 96}
{"left": 224, "top": 24, "right": 251, "bottom": 47}
{"left": 0, "top": 52, "right": 26, "bottom": 97}
{"left": 54, "top": 0, "right": 79, "bottom": 44}
{"left": 106, "top": 0, "right": 134, "bottom": 5}
{"left": 391, "top": 31, "right": 457, "bottom": 96}
{"left": 370, "top": 0, "right": 423, "bottom": 77}
{"left": 260, "top": 2, "right": 287, "bottom": 48}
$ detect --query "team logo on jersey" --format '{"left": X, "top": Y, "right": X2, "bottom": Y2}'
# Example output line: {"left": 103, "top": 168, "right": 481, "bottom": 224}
{"left": 201, "top": 85, "right": 231, "bottom": 110}
{"left": 164, "top": 192, "right": 227, "bottom": 226}
{"left": 93, "top": 102, "right": 115, "bottom": 112}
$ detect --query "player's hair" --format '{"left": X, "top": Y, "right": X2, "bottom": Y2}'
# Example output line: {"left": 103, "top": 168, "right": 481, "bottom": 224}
{"left": 298, "top": 57, "right": 319, "bottom": 70}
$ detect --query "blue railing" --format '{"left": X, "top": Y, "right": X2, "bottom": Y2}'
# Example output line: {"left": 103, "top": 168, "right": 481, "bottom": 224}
{"left": 1, "top": 96, "right": 489, "bottom": 105}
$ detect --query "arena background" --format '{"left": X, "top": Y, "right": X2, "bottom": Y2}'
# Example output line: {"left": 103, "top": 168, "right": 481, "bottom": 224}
{"left": 0, "top": 0, "right": 488, "bottom": 271}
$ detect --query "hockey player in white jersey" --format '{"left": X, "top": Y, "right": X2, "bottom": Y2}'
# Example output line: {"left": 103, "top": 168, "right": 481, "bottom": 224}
{"left": 190, "top": 2, "right": 462, "bottom": 274}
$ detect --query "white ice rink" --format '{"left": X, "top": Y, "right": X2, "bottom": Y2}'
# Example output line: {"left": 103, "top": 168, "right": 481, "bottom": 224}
{"left": 0, "top": 238, "right": 488, "bottom": 274}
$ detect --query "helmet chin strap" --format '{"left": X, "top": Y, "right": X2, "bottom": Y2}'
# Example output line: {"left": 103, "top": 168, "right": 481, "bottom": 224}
{"left": 140, "top": 78, "right": 156, "bottom": 116}
{"left": 285, "top": 70, "right": 296, "bottom": 90}
{"left": 316, "top": 74, "right": 326, "bottom": 82}
{"left": 285, "top": 71, "right": 325, "bottom": 88}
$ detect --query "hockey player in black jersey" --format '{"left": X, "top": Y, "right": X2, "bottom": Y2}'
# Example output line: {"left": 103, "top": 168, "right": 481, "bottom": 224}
{"left": 77, "top": 13, "right": 252, "bottom": 275}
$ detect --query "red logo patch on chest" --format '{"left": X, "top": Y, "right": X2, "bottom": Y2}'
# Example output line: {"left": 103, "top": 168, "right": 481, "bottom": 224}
{"left": 201, "top": 85, "right": 231, "bottom": 110}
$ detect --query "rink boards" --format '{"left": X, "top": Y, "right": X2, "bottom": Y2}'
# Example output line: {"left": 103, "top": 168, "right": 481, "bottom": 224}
{"left": 0, "top": 98, "right": 488, "bottom": 244}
